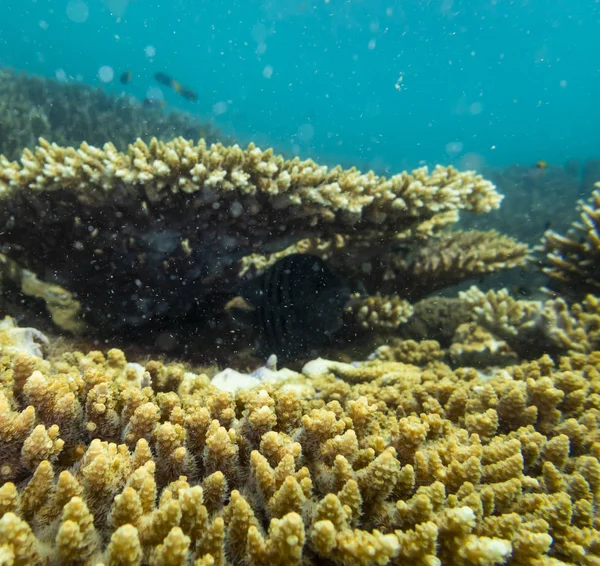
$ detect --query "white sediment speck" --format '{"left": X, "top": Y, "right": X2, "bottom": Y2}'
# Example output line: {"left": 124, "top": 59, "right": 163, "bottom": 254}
{"left": 368, "top": 38, "right": 376, "bottom": 50}
{"left": 66, "top": 0, "right": 89, "bottom": 23}
{"left": 145, "top": 45, "right": 156, "bottom": 57}
{"left": 98, "top": 65, "right": 114, "bottom": 83}
{"left": 39, "top": 20, "right": 49, "bottom": 30}
{"left": 55, "top": 68, "right": 67, "bottom": 82}
{"left": 262, "top": 65, "right": 273, "bottom": 79}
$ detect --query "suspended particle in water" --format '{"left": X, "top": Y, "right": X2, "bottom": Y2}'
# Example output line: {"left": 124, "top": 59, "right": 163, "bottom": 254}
{"left": 145, "top": 86, "right": 164, "bottom": 102}
{"left": 39, "top": 20, "right": 48, "bottom": 29}
{"left": 469, "top": 102, "right": 482, "bottom": 115}
{"left": 66, "top": 0, "right": 89, "bottom": 23}
{"left": 98, "top": 66, "right": 114, "bottom": 83}
{"left": 559, "top": 79, "right": 567, "bottom": 88}
{"left": 55, "top": 68, "right": 67, "bottom": 82}
{"left": 145, "top": 45, "right": 156, "bottom": 57}
{"left": 297, "top": 123, "right": 315, "bottom": 143}
{"left": 445, "top": 141, "right": 464, "bottom": 156}
{"left": 394, "top": 72, "right": 405, "bottom": 91}
{"left": 212, "top": 101, "right": 228, "bottom": 116}
{"left": 368, "top": 39, "right": 376, "bottom": 50}
{"left": 251, "top": 22, "right": 268, "bottom": 43}
{"left": 262, "top": 65, "right": 273, "bottom": 79}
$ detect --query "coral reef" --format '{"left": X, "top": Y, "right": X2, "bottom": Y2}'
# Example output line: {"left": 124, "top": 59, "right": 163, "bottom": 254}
{"left": 0, "top": 67, "right": 221, "bottom": 161}
{"left": 460, "top": 286, "right": 600, "bottom": 360}
{"left": 457, "top": 163, "right": 586, "bottom": 296}
{"left": 0, "top": 317, "right": 598, "bottom": 565}
{"left": 344, "top": 294, "right": 414, "bottom": 332}
{"left": 0, "top": 137, "right": 506, "bottom": 335}
{"left": 542, "top": 183, "right": 600, "bottom": 302}
{"left": 241, "top": 230, "right": 529, "bottom": 305}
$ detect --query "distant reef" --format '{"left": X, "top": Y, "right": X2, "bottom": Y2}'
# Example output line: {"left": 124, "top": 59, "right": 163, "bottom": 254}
{"left": 0, "top": 66, "right": 223, "bottom": 160}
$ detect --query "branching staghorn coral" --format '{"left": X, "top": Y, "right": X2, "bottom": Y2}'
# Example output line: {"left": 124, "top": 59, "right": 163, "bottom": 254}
{"left": 0, "top": 137, "right": 502, "bottom": 332}
{"left": 0, "top": 66, "right": 221, "bottom": 161}
{"left": 542, "top": 183, "right": 600, "bottom": 302}
{"left": 0, "top": 318, "right": 599, "bottom": 564}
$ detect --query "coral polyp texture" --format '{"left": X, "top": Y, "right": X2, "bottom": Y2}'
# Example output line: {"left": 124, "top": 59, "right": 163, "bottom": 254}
{"left": 0, "top": 137, "right": 507, "bottom": 332}
{"left": 0, "top": 317, "right": 599, "bottom": 565}
{"left": 542, "top": 183, "right": 600, "bottom": 302}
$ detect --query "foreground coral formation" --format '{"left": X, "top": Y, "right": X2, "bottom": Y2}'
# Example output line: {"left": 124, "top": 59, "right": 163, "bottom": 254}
{"left": 0, "top": 317, "right": 598, "bottom": 565}
{"left": 0, "top": 67, "right": 221, "bottom": 161}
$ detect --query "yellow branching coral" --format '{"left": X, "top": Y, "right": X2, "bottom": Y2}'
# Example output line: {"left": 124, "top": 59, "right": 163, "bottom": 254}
{"left": 542, "top": 183, "right": 600, "bottom": 302}
{"left": 0, "top": 319, "right": 597, "bottom": 564}
{"left": 0, "top": 137, "right": 499, "bottom": 223}
{"left": 235, "top": 229, "right": 528, "bottom": 333}
{"left": 344, "top": 293, "right": 414, "bottom": 331}
{"left": 0, "top": 138, "right": 501, "bottom": 333}
{"left": 460, "top": 286, "right": 600, "bottom": 358}
{"left": 379, "top": 230, "right": 530, "bottom": 301}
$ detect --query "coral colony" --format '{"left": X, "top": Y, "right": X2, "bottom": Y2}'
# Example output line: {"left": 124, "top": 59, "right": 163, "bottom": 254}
{"left": 0, "top": 69, "right": 598, "bottom": 565}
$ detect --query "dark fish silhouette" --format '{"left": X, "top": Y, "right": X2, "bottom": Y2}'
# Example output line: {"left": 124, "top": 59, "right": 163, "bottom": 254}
{"left": 154, "top": 72, "right": 172, "bottom": 86}
{"left": 231, "top": 254, "right": 351, "bottom": 359}
{"left": 154, "top": 72, "right": 198, "bottom": 102}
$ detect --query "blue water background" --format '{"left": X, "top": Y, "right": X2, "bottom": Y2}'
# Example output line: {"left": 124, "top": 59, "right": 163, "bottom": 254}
{"left": 1, "top": 0, "right": 598, "bottom": 172}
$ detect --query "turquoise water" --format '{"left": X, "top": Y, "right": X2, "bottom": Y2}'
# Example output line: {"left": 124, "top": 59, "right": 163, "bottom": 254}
{"left": 1, "top": 0, "right": 599, "bottom": 170}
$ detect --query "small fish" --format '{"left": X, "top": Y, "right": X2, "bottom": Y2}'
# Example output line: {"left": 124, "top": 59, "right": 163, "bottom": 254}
{"left": 536, "top": 160, "right": 547, "bottom": 170}
{"left": 154, "top": 72, "right": 198, "bottom": 102}
{"left": 511, "top": 285, "right": 530, "bottom": 297}
{"left": 120, "top": 70, "right": 132, "bottom": 84}
{"left": 230, "top": 254, "right": 351, "bottom": 359}
{"left": 154, "top": 72, "right": 172, "bottom": 86}
{"left": 178, "top": 87, "right": 198, "bottom": 101}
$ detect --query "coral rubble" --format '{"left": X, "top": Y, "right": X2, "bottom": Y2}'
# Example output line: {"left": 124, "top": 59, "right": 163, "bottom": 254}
{"left": 0, "top": 317, "right": 598, "bottom": 565}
